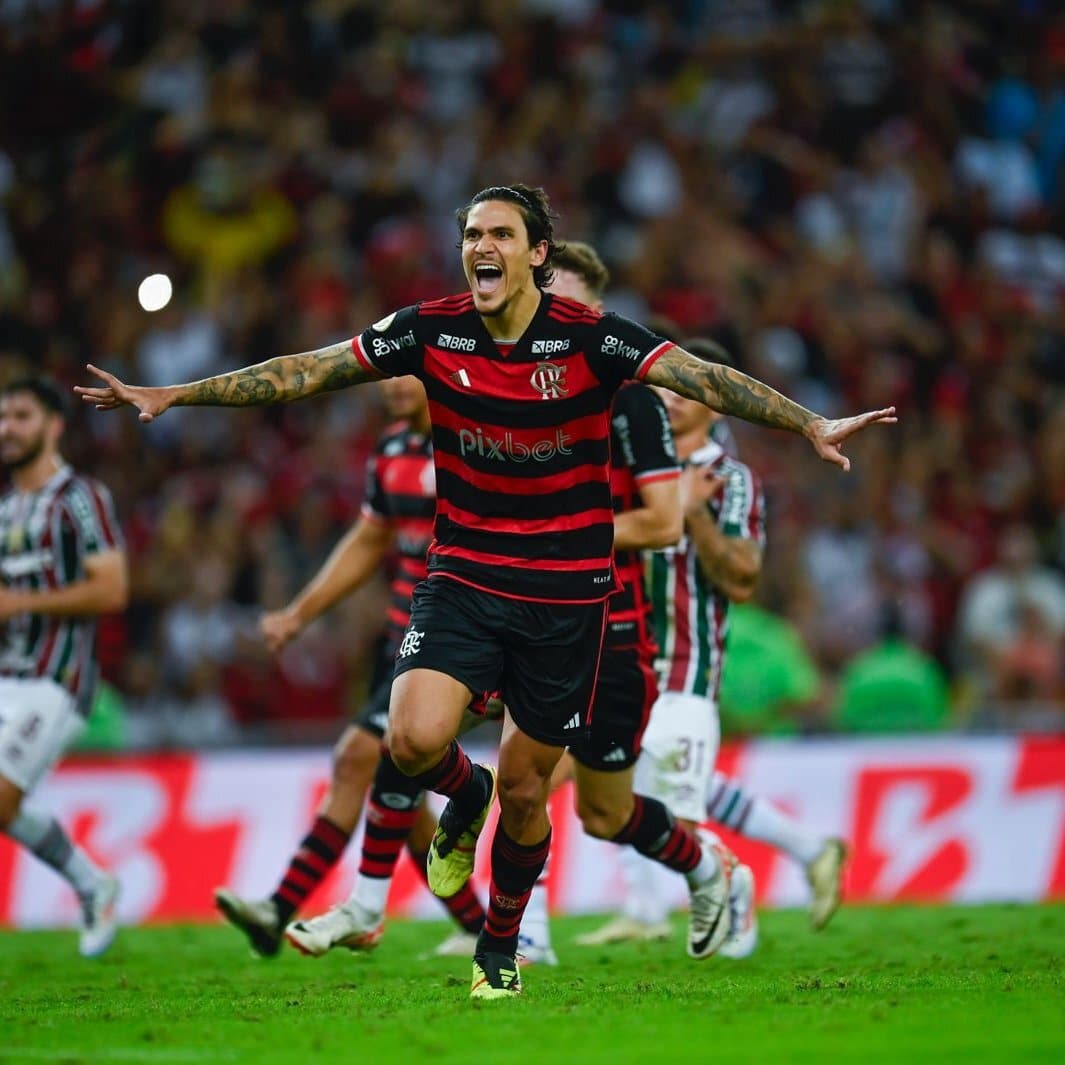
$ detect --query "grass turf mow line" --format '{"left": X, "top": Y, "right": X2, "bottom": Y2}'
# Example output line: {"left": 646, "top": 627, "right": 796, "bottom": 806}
{"left": 0, "top": 905, "right": 1062, "bottom": 1064}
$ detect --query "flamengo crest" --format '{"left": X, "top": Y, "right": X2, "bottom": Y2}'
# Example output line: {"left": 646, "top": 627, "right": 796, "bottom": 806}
{"left": 530, "top": 361, "right": 568, "bottom": 400}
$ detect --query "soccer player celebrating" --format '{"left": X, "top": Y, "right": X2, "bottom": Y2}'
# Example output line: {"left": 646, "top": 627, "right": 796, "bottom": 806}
{"left": 214, "top": 374, "right": 486, "bottom": 958}
{"left": 0, "top": 376, "right": 127, "bottom": 957}
{"left": 77, "top": 184, "right": 895, "bottom": 999}
{"left": 291, "top": 241, "right": 693, "bottom": 966}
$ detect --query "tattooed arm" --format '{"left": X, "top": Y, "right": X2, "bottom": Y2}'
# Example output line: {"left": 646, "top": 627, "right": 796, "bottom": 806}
{"left": 74, "top": 341, "right": 375, "bottom": 423}
{"left": 644, "top": 343, "right": 897, "bottom": 471}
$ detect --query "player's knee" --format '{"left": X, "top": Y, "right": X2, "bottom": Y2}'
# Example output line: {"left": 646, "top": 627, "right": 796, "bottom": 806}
{"left": 332, "top": 729, "right": 379, "bottom": 789}
{"left": 496, "top": 768, "right": 549, "bottom": 827}
{"left": 576, "top": 793, "right": 629, "bottom": 840}
{"left": 386, "top": 725, "right": 444, "bottom": 777}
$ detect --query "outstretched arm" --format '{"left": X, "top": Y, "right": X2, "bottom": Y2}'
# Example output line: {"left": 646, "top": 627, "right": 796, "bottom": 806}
{"left": 644, "top": 342, "right": 896, "bottom": 471}
{"left": 260, "top": 517, "right": 393, "bottom": 653}
{"left": 75, "top": 340, "right": 376, "bottom": 422}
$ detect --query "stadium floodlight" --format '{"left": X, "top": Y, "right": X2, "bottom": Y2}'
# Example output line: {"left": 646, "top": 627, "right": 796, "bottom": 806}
{"left": 137, "top": 273, "right": 173, "bottom": 312}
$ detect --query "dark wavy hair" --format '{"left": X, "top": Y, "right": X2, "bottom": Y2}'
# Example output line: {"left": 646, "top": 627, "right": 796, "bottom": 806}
{"left": 0, "top": 375, "right": 67, "bottom": 416}
{"left": 455, "top": 184, "right": 563, "bottom": 289}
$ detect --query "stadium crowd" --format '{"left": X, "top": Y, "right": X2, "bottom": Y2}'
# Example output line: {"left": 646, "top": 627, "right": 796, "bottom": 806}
{"left": 1, "top": 0, "right": 1064, "bottom": 745}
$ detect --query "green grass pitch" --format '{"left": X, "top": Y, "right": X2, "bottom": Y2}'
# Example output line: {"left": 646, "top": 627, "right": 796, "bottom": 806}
{"left": 1, "top": 905, "right": 1062, "bottom": 1064}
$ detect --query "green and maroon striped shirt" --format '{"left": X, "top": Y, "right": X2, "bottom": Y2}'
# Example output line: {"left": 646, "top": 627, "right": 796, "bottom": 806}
{"left": 0, "top": 465, "right": 122, "bottom": 715}
{"left": 649, "top": 441, "right": 764, "bottom": 698}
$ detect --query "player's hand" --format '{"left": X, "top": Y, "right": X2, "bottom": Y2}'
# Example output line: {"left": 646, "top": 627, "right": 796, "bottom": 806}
{"left": 74, "top": 364, "right": 172, "bottom": 423}
{"left": 259, "top": 608, "right": 303, "bottom": 653}
{"left": 804, "top": 408, "right": 897, "bottom": 472}
{"left": 680, "top": 465, "right": 725, "bottom": 517}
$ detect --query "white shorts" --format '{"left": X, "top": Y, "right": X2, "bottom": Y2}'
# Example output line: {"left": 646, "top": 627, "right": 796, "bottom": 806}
{"left": 0, "top": 676, "right": 85, "bottom": 793}
{"left": 632, "top": 690, "right": 720, "bottom": 822}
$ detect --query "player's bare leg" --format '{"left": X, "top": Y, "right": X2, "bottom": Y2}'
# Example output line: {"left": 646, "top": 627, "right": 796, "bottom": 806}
{"left": 388, "top": 668, "right": 495, "bottom": 899}
{"left": 0, "top": 776, "right": 118, "bottom": 958}
{"left": 216, "top": 723, "right": 380, "bottom": 956}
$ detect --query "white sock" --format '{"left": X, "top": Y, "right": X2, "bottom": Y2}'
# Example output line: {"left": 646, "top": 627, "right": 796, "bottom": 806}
{"left": 620, "top": 846, "right": 670, "bottom": 925}
{"left": 521, "top": 880, "right": 551, "bottom": 946}
{"left": 706, "top": 771, "right": 823, "bottom": 867}
{"left": 349, "top": 873, "right": 389, "bottom": 917}
{"left": 6, "top": 807, "right": 102, "bottom": 900}
{"left": 684, "top": 840, "right": 721, "bottom": 890}
{"left": 741, "top": 798, "right": 824, "bottom": 867}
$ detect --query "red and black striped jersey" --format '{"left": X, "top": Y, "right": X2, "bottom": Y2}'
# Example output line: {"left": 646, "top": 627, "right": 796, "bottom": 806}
{"left": 0, "top": 465, "right": 123, "bottom": 715}
{"left": 352, "top": 292, "right": 674, "bottom": 603}
{"left": 360, "top": 423, "right": 435, "bottom": 649}
{"left": 606, "top": 383, "right": 680, "bottom": 650}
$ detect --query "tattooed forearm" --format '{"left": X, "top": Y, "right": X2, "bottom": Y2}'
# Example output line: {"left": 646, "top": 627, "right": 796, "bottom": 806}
{"left": 647, "top": 346, "right": 819, "bottom": 435}
{"left": 318, "top": 345, "right": 371, "bottom": 393}
{"left": 174, "top": 342, "right": 374, "bottom": 408}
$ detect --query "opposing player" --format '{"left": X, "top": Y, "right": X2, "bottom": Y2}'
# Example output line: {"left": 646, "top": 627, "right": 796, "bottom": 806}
{"left": 77, "top": 183, "right": 895, "bottom": 999}
{"left": 578, "top": 341, "right": 844, "bottom": 954}
{"left": 214, "top": 374, "right": 486, "bottom": 957}
{"left": 0, "top": 376, "right": 127, "bottom": 957}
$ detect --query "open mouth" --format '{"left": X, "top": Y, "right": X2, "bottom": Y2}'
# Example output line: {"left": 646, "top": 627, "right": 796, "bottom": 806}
{"left": 474, "top": 262, "right": 504, "bottom": 297}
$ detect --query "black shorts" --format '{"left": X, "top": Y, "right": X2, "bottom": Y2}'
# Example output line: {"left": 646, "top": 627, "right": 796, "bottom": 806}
{"left": 393, "top": 576, "right": 608, "bottom": 747}
{"left": 570, "top": 643, "right": 657, "bottom": 772}
{"left": 354, "top": 676, "right": 393, "bottom": 740}
{"left": 352, "top": 636, "right": 401, "bottom": 740}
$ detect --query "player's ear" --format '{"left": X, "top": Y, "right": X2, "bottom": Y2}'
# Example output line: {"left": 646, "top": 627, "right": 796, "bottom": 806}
{"left": 529, "top": 240, "right": 548, "bottom": 268}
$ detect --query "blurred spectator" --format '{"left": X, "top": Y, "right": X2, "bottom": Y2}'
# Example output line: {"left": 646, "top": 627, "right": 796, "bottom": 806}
{"left": 956, "top": 525, "right": 1065, "bottom": 704}
{"left": 718, "top": 602, "right": 822, "bottom": 736}
{"left": 834, "top": 606, "right": 951, "bottom": 733}
{"left": 160, "top": 553, "right": 243, "bottom": 686}
{"left": 162, "top": 144, "right": 297, "bottom": 298}
{"left": 1, "top": 1, "right": 1063, "bottom": 745}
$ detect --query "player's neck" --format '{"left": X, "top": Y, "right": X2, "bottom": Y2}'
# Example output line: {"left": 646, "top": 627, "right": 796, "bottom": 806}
{"left": 10, "top": 451, "right": 63, "bottom": 493}
{"left": 674, "top": 426, "right": 711, "bottom": 462}
{"left": 478, "top": 285, "right": 542, "bottom": 341}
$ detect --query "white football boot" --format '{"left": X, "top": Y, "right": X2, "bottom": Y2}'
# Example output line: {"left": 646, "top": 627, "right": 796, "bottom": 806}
{"left": 517, "top": 931, "right": 559, "bottom": 966}
{"left": 79, "top": 874, "right": 120, "bottom": 958}
{"left": 574, "top": 915, "right": 673, "bottom": 947}
{"left": 214, "top": 889, "right": 282, "bottom": 957}
{"left": 686, "top": 832, "right": 732, "bottom": 960}
{"left": 807, "top": 838, "right": 847, "bottom": 930}
{"left": 719, "top": 863, "right": 758, "bottom": 959}
{"left": 285, "top": 900, "right": 383, "bottom": 957}
{"left": 423, "top": 929, "right": 480, "bottom": 959}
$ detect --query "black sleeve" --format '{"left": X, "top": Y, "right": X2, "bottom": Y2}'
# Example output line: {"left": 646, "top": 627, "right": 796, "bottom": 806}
{"left": 361, "top": 450, "right": 390, "bottom": 523}
{"left": 585, "top": 312, "right": 674, "bottom": 393}
{"left": 611, "top": 384, "right": 680, "bottom": 484}
{"left": 353, "top": 305, "right": 425, "bottom": 378}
